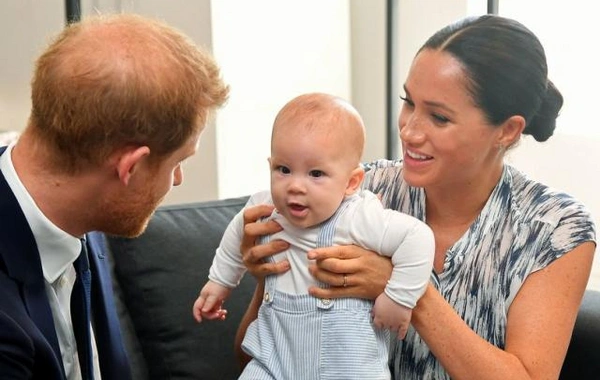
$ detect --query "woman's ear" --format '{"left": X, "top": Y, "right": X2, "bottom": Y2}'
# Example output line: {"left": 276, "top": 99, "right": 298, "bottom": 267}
{"left": 114, "top": 146, "right": 151, "bottom": 186}
{"left": 345, "top": 167, "right": 365, "bottom": 196}
{"left": 498, "top": 115, "right": 526, "bottom": 148}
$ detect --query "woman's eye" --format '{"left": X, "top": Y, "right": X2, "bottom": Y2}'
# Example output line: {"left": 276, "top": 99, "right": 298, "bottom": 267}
{"left": 277, "top": 166, "right": 291, "bottom": 174}
{"left": 309, "top": 170, "right": 324, "bottom": 178}
{"left": 432, "top": 113, "right": 450, "bottom": 123}
{"left": 399, "top": 95, "right": 414, "bottom": 107}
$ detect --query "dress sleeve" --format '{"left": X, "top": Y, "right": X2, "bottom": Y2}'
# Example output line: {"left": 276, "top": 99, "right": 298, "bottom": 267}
{"left": 532, "top": 197, "right": 596, "bottom": 272}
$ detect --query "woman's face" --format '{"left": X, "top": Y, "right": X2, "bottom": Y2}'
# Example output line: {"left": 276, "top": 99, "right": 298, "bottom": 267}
{"left": 398, "top": 49, "right": 504, "bottom": 190}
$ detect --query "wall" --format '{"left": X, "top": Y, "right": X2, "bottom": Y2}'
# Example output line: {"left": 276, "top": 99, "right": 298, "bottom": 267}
{"left": 350, "top": 0, "right": 387, "bottom": 164}
{"left": 210, "top": 0, "right": 354, "bottom": 199}
{"left": 0, "top": 0, "right": 63, "bottom": 133}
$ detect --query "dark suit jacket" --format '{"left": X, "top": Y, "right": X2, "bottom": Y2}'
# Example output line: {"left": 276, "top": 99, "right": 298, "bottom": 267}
{"left": 0, "top": 146, "right": 132, "bottom": 379}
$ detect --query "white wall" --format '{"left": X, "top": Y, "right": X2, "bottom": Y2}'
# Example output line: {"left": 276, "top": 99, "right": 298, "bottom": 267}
{"left": 210, "top": 0, "right": 353, "bottom": 199}
{"left": 350, "top": 0, "right": 387, "bottom": 163}
{"left": 0, "top": 0, "right": 63, "bottom": 133}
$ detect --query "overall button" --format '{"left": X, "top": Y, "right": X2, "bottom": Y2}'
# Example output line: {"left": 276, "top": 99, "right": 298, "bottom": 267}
{"left": 318, "top": 298, "right": 334, "bottom": 309}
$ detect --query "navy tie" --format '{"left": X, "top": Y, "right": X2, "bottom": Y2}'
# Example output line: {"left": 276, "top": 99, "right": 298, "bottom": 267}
{"left": 71, "top": 238, "right": 94, "bottom": 380}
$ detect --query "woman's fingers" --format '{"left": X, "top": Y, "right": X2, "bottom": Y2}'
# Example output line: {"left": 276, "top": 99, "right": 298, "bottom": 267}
{"left": 309, "top": 284, "right": 356, "bottom": 299}
{"left": 243, "top": 237, "right": 288, "bottom": 263}
{"left": 247, "top": 259, "right": 290, "bottom": 278}
{"left": 241, "top": 204, "right": 278, "bottom": 248}
{"left": 308, "top": 245, "right": 377, "bottom": 277}
{"left": 242, "top": 238, "right": 290, "bottom": 278}
{"left": 308, "top": 262, "right": 348, "bottom": 286}
{"left": 308, "top": 244, "right": 364, "bottom": 261}
{"left": 240, "top": 204, "right": 290, "bottom": 279}
{"left": 308, "top": 245, "right": 393, "bottom": 300}
{"left": 243, "top": 204, "right": 275, "bottom": 224}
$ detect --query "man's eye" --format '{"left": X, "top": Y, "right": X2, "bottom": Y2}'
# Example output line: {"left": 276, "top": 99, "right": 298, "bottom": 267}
{"left": 277, "top": 166, "right": 291, "bottom": 174}
{"left": 309, "top": 170, "right": 324, "bottom": 178}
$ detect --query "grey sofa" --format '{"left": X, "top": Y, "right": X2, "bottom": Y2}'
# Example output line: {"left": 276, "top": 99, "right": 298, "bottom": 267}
{"left": 99, "top": 196, "right": 600, "bottom": 379}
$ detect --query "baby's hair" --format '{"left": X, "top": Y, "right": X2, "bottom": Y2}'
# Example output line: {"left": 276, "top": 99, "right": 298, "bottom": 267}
{"left": 272, "top": 93, "right": 365, "bottom": 163}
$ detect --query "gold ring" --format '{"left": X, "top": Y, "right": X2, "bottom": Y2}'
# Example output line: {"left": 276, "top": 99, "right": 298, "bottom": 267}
{"left": 342, "top": 274, "right": 348, "bottom": 287}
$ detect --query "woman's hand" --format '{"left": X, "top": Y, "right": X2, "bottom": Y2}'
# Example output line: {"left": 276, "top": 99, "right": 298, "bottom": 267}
{"left": 307, "top": 245, "right": 392, "bottom": 300}
{"left": 240, "top": 204, "right": 290, "bottom": 279}
{"left": 235, "top": 203, "right": 290, "bottom": 367}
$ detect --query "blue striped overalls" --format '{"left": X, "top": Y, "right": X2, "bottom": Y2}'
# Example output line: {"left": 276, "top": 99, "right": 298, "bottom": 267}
{"left": 239, "top": 200, "right": 391, "bottom": 379}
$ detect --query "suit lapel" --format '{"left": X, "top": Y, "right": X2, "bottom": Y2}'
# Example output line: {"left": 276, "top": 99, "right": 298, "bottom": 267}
{"left": 0, "top": 147, "right": 64, "bottom": 372}
{"left": 87, "top": 232, "right": 132, "bottom": 380}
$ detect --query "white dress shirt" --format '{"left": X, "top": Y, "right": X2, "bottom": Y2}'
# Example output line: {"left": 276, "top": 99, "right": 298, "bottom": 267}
{"left": 0, "top": 143, "right": 102, "bottom": 380}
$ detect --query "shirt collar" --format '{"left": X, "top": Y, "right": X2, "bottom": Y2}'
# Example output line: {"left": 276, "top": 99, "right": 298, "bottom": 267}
{"left": 0, "top": 143, "right": 81, "bottom": 283}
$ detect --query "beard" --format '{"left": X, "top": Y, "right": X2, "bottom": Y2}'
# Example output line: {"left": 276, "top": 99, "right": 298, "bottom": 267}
{"left": 97, "top": 183, "right": 165, "bottom": 238}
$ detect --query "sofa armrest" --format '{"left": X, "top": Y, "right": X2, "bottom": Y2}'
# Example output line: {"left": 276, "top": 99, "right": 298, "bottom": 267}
{"left": 107, "top": 196, "right": 254, "bottom": 380}
{"left": 560, "top": 289, "right": 600, "bottom": 379}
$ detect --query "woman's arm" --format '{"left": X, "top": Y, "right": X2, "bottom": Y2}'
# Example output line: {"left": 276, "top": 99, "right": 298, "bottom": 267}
{"left": 308, "top": 242, "right": 595, "bottom": 379}
{"left": 234, "top": 279, "right": 265, "bottom": 367}
{"left": 234, "top": 204, "right": 290, "bottom": 369}
{"left": 411, "top": 241, "right": 594, "bottom": 380}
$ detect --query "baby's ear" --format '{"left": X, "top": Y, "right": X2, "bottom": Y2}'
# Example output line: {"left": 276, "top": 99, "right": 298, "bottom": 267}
{"left": 345, "top": 167, "right": 365, "bottom": 195}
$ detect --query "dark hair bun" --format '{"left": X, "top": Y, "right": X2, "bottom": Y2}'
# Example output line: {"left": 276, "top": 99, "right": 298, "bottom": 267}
{"left": 523, "top": 81, "right": 563, "bottom": 142}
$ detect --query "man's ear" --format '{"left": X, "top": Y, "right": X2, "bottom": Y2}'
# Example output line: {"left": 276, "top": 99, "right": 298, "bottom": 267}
{"left": 345, "top": 167, "right": 365, "bottom": 196}
{"left": 497, "top": 115, "right": 526, "bottom": 148}
{"left": 114, "top": 146, "right": 151, "bottom": 186}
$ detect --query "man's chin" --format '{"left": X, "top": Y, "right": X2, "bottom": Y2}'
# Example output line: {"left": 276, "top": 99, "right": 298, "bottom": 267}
{"left": 122, "top": 223, "right": 150, "bottom": 238}
{"left": 102, "top": 215, "right": 153, "bottom": 238}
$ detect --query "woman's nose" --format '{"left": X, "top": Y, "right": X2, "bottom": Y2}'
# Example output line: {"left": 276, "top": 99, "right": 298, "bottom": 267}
{"left": 399, "top": 113, "right": 426, "bottom": 144}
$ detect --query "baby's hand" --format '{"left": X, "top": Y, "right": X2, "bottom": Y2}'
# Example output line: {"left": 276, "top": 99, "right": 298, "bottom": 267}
{"left": 372, "top": 293, "right": 412, "bottom": 339}
{"left": 192, "top": 280, "right": 232, "bottom": 323}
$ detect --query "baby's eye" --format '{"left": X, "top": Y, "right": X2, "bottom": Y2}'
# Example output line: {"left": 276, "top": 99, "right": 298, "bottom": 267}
{"left": 277, "top": 166, "right": 291, "bottom": 174}
{"left": 309, "top": 170, "right": 324, "bottom": 178}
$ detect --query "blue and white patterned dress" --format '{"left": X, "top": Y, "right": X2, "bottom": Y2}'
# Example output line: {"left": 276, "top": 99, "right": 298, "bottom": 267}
{"left": 362, "top": 159, "right": 597, "bottom": 380}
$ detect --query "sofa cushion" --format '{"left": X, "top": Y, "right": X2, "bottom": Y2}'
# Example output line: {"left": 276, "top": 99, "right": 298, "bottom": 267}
{"left": 107, "top": 196, "right": 254, "bottom": 380}
{"left": 104, "top": 195, "right": 599, "bottom": 379}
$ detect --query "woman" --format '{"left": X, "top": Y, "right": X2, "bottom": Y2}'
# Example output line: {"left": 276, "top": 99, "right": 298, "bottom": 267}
{"left": 236, "top": 15, "right": 596, "bottom": 379}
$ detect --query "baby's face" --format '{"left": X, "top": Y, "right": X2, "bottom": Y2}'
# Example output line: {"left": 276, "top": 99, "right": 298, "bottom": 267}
{"left": 269, "top": 126, "right": 356, "bottom": 229}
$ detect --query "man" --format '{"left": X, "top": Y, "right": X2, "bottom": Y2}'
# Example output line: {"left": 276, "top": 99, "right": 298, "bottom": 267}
{"left": 0, "top": 13, "right": 228, "bottom": 379}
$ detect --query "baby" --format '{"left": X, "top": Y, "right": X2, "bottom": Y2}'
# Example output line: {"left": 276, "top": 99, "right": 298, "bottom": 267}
{"left": 193, "top": 92, "right": 435, "bottom": 379}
